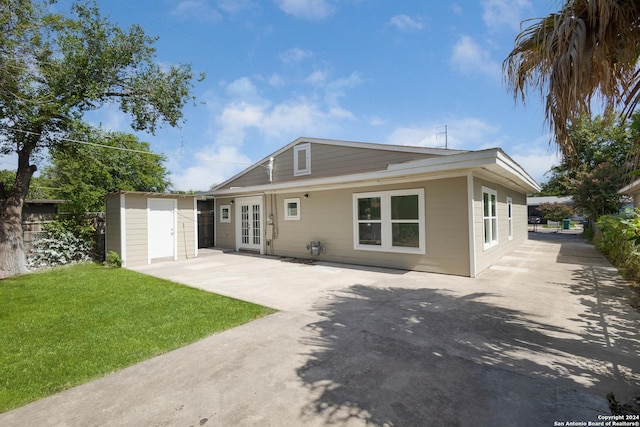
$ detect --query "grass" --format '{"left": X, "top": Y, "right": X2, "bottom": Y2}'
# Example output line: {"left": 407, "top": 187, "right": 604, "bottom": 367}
{"left": 0, "top": 263, "right": 276, "bottom": 413}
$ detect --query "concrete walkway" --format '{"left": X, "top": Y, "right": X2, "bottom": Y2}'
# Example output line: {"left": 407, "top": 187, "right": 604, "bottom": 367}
{"left": 1, "top": 231, "right": 639, "bottom": 426}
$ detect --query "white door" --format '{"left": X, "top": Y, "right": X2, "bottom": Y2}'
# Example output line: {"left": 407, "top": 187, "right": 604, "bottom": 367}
{"left": 236, "top": 196, "right": 263, "bottom": 253}
{"left": 148, "top": 198, "right": 176, "bottom": 260}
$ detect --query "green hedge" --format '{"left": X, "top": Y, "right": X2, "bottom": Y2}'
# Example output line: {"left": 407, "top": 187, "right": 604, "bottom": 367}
{"left": 595, "top": 211, "right": 640, "bottom": 281}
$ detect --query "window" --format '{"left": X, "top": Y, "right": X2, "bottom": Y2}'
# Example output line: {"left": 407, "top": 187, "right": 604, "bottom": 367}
{"left": 353, "top": 189, "right": 425, "bottom": 254}
{"left": 220, "top": 204, "right": 231, "bottom": 223}
{"left": 507, "top": 196, "right": 513, "bottom": 241}
{"left": 482, "top": 187, "right": 498, "bottom": 249}
{"left": 293, "top": 143, "right": 311, "bottom": 176}
{"left": 284, "top": 198, "right": 300, "bottom": 220}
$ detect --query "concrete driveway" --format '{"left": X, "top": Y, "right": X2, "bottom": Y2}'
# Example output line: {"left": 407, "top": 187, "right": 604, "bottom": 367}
{"left": 1, "top": 231, "right": 639, "bottom": 426}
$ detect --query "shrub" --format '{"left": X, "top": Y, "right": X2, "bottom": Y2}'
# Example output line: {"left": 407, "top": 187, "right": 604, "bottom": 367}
{"left": 27, "top": 227, "right": 92, "bottom": 270}
{"left": 105, "top": 251, "right": 122, "bottom": 268}
{"left": 596, "top": 210, "right": 640, "bottom": 281}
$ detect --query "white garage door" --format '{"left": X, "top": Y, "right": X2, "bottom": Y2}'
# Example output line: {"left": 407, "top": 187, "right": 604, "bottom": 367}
{"left": 148, "top": 198, "right": 176, "bottom": 260}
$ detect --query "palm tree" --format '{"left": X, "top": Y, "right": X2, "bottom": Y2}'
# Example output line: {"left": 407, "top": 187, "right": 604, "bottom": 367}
{"left": 503, "top": 0, "right": 640, "bottom": 157}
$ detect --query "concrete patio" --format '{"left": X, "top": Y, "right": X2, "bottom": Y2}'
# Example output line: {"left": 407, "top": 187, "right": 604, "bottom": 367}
{"left": 1, "top": 230, "right": 638, "bottom": 426}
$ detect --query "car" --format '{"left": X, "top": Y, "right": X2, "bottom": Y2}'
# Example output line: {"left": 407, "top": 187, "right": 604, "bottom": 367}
{"left": 528, "top": 216, "right": 542, "bottom": 224}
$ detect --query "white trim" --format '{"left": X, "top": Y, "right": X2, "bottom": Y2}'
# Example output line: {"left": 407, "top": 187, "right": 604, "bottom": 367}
{"left": 211, "top": 148, "right": 540, "bottom": 197}
{"left": 293, "top": 143, "right": 311, "bottom": 176}
{"left": 467, "top": 173, "right": 476, "bottom": 278}
{"left": 284, "top": 198, "right": 301, "bottom": 220}
{"left": 506, "top": 196, "right": 513, "bottom": 241}
{"left": 482, "top": 186, "right": 498, "bottom": 250}
{"left": 352, "top": 188, "right": 425, "bottom": 254}
{"left": 211, "top": 137, "right": 468, "bottom": 191}
{"left": 120, "top": 193, "right": 127, "bottom": 267}
{"left": 220, "top": 204, "right": 231, "bottom": 223}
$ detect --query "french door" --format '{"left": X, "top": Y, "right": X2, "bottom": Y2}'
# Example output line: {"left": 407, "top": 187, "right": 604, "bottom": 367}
{"left": 236, "top": 196, "right": 263, "bottom": 253}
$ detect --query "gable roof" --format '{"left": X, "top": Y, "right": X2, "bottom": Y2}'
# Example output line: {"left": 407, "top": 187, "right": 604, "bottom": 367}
{"left": 213, "top": 137, "right": 468, "bottom": 190}
{"left": 210, "top": 137, "right": 540, "bottom": 195}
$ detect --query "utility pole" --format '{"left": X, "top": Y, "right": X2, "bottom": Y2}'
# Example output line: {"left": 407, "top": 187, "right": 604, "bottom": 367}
{"left": 436, "top": 125, "right": 448, "bottom": 149}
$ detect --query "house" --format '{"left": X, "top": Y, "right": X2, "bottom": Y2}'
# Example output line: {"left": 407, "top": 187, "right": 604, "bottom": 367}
{"left": 105, "top": 191, "right": 198, "bottom": 267}
{"left": 209, "top": 137, "right": 540, "bottom": 277}
{"left": 618, "top": 179, "right": 640, "bottom": 209}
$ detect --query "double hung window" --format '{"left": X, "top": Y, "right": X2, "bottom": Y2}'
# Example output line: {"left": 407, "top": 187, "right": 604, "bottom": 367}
{"left": 483, "top": 187, "right": 498, "bottom": 249}
{"left": 353, "top": 189, "right": 425, "bottom": 254}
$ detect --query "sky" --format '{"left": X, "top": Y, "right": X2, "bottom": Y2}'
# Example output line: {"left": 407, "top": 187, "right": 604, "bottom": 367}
{"left": 6, "top": 0, "right": 564, "bottom": 191}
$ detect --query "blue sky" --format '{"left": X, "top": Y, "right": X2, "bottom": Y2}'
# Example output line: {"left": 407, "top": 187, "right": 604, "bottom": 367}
{"left": 19, "top": 0, "right": 563, "bottom": 191}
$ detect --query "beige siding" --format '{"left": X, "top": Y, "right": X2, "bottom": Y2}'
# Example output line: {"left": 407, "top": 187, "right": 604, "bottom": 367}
{"left": 264, "top": 176, "right": 471, "bottom": 276}
{"left": 215, "top": 197, "right": 236, "bottom": 249}
{"left": 107, "top": 193, "right": 197, "bottom": 268}
{"left": 176, "top": 198, "right": 197, "bottom": 261}
{"left": 123, "top": 195, "right": 148, "bottom": 267}
{"left": 220, "top": 142, "right": 439, "bottom": 189}
{"left": 472, "top": 177, "right": 528, "bottom": 275}
{"left": 105, "top": 194, "right": 121, "bottom": 256}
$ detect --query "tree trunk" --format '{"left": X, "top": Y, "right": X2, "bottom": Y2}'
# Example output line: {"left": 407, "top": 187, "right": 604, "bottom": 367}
{"left": 0, "top": 147, "right": 37, "bottom": 279}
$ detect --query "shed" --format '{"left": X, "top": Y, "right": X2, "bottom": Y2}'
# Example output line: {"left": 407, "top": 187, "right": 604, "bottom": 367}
{"left": 105, "top": 191, "right": 198, "bottom": 267}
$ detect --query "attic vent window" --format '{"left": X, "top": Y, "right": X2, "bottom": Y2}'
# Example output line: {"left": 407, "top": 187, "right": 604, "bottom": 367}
{"left": 293, "top": 143, "right": 311, "bottom": 176}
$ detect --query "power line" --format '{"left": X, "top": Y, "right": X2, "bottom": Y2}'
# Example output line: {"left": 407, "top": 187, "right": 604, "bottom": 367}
{"left": 12, "top": 128, "right": 164, "bottom": 156}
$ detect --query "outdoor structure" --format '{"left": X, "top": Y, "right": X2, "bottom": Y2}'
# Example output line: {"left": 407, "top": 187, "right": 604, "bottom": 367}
{"left": 209, "top": 137, "right": 540, "bottom": 277}
{"left": 22, "top": 199, "right": 66, "bottom": 250}
{"left": 527, "top": 195, "right": 573, "bottom": 224}
{"left": 618, "top": 179, "right": 640, "bottom": 209}
{"left": 105, "top": 191, "right": 198, "bottom": 267}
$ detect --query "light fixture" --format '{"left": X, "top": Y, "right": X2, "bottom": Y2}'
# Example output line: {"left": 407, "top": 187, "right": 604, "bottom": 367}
{"left": 304, "top": 193, "right": 309, "bottom": 199}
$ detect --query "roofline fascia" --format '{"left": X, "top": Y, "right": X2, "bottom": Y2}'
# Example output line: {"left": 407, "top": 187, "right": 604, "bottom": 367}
{"left": 211, "top": 136, "right": 470, "bottom": 191}
{"left": 210, "top": 148, "right": 540, "bottom": 196}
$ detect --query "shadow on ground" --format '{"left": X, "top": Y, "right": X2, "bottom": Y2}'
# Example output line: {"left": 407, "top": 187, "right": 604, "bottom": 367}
{"left": 296, "top": 253, "right": 640, "bottom": 426}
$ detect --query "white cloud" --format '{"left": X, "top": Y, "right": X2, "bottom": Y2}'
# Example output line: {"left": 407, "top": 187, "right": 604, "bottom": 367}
{"left": 450, "top": 4, "right": 463, "bottom": 15}
{"left": 482, "top": 0, "right": 532, "bottom": 32}
{"left": 388, "top": 14, "right": 424, "bottom": 32}
{"left": 509, "top": 136, "right": 561, "bottom": 184}
{"left": 451, "top": 35, "right": 500, "bottom": 79}
{"left": 280, "top": 47, "right": 313, "bottom": 63}
{"left": 305, "top": 70, "right": 328, "bottom": 86}
{"left": 225, "top": 77, "right": 262, "bottom": 103}
{"left": 169, "top": 145, "right": 252, "bottom": 191}
{"left": 386, "top": 118, "right": 499, "bottom": 150}
{"left": 275, "top": 0, "right": 335, "bottom": 19}
{"left": 268, "top": 73, "right": 286, "bottom": 87}
{"left": 172, "top": 1, "right": 222, "bottom": 22}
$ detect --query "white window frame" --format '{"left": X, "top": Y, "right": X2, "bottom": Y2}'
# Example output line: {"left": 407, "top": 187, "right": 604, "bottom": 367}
{"left": 284, "top": 198, "right": 300, "bottom": 220}
{"left": 482, "top": 186, "right": 498, "bottom": 249}
{"left": 352, "top": 188, "right": 425, "bottom": 254}
{"left": 293, "top": 143, "right": 311, "bottom": 176}
{"left": 506, "top": 196, "right": 513, "bottom": 241}
{"left": 220, "top": 204, "right": 231, "bottom": 223}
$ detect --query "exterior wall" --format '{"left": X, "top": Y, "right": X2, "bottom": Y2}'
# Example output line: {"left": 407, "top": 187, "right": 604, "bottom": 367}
{"left": 262, "top": 176, "right": 470, "bottom": 276}
{"left": 214, "top": 196, "right": 236, "bottom": 249}
{"left": 220, "top": 142, "right": 438, "bottom": 189}
{"left": 176, "top": 197, "right": 197, "bottom": 261}
{"left": 472, "top": 176, "right": 528, "bottom": 275}
{"left": 123, "top": 194, "right": 149, "bottom": 267}
{"left": 105, "top": 194, "right": 121, "bottom": 257}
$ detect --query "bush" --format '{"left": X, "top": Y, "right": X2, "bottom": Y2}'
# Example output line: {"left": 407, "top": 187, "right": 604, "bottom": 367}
{"left": 595, "top": 210, "right": 640, "bottom": 280}
{"left": 105, "top": 251, "right": 122, "bottom": 268}
{"left": 27, "top": 227, "right": 92, "bottom": 270}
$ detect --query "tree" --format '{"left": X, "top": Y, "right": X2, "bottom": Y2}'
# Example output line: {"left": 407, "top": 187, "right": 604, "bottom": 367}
{"left": 42, "top": 122, "right": 170, "bottom": 236}
{"left": 503, "top": 0, "right": 640, "bottom": 156}
{"left": 538, "top": 114, "right": 636, "bottom": 220}
{"left": 0, "top": 0, "right": 202, "bottom": 277}
{"left": 538, "top": 202, "right": 574, "bottom": 228}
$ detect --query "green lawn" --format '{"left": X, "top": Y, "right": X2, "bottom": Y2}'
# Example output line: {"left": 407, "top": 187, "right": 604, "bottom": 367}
{"left": 0, "top": 263, "right": 276, "bottom": 413}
